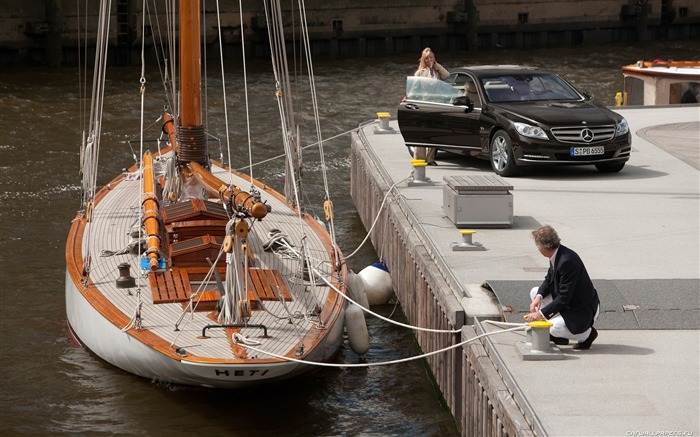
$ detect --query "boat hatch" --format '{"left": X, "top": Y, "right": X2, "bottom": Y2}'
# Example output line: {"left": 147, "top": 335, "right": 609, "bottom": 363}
{"left": 149, "top": 267, "right": 192, "bottom": 304}
{"left": 161, "top": 199, "right": 228, "bottom": 224}
{"left": 247, "top": 267, "right": 293, "bottom": 309}
{"left": 148, "top": 265, "right": 293, "bottom": 312}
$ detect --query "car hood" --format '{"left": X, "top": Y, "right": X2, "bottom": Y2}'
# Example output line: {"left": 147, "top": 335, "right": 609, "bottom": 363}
{"left": 493, "top": 100, "right": 619, "bottom": 126}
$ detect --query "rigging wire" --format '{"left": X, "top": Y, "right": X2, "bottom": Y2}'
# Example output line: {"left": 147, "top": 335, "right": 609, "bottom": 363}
{"left": 145, "top": 0, "right": 176, "bottom": 114}
{"left": 235, "top": 126, "right": 357, "bottom": 172}
{"left": 212, "top": 0, "right": 233, "bottom": 178}
{"left": 76, "top": 0, "right": 86, "bottom": 142}
{"left": 296, "top": 0, "right": 337, "bottom": 240}
{"left": 164, "top": 0, "right": 178, "bottom": 121}
{"left": 126, "top": 0, "right": 150, "bottom": 332}
{"left": 77, "top": 0, "right": 87, "bottom": 214}
{"left": 236, "top": 0, "right": 255, "bottom": 184}
{"left": 80, "top": 0, "right": 113, "bottom": 279}
{"left": 265, "top": 0, "right": 336, "bottom": 300}
{"left": 82, "top": 0, "right": 112, "bottom": 209}
{"left": 265, "top": 0, "right": 302, "bottom": 207}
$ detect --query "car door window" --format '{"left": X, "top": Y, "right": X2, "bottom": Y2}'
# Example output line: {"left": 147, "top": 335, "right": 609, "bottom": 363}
{"left": 406, "top": 76, "right": 462, "bottom": 104}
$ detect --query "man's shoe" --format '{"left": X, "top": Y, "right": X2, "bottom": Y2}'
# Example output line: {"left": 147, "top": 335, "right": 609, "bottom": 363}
{"left": 550, "top": 335, "right": 569, "bottom": 346}
{"left": 573, "top": 327, "right": 598, "bottom": 350}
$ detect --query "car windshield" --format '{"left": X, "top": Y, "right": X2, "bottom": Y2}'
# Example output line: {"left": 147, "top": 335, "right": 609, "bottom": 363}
{"left": 481, "top": 73, "right": 583, "bottom": 103}
{"left": 405, "top": 76, "right": 463, "bottom": 104}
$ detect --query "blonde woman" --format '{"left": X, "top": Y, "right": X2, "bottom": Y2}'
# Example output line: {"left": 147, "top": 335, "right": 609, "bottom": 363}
{"left": 414, "top": 47, "right": 450, "bottom": 80}
{"left": 414, "top": 48, "right": 449, "bottom": 164}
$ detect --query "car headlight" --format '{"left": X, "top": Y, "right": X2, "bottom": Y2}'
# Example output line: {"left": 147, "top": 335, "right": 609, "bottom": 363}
{"left": 616, "top": 118, "right": 629, "bottom": 136}
{"left": 514, "top": 122, "right": 549, "bottom": 140}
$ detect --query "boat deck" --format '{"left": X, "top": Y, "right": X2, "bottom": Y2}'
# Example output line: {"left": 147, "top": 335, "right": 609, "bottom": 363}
{"left": 77, "top": 153, "right": 340, "bottom": 363}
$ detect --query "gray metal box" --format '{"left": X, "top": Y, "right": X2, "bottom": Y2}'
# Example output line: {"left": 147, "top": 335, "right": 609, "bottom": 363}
{"left": 442, "top": 175, "right": 513, "bottom": 228}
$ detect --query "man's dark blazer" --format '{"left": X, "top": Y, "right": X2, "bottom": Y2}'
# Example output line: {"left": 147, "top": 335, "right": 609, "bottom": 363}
{"left": 537, "top": 245, "right": 600, "bottom": 334}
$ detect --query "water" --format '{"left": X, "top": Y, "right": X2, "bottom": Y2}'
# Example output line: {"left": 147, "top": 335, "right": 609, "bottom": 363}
{"left": 0, "top": 40, "right": 695, "bottom": 436}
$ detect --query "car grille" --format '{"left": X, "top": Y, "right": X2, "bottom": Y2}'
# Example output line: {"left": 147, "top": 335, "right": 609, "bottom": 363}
{"left": 550, "top": 125, "right": 616, "bottom": 144}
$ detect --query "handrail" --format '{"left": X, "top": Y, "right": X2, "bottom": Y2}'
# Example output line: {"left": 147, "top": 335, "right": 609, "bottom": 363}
{"left": 201, "top": 324, "right": 269, "bottom": 338}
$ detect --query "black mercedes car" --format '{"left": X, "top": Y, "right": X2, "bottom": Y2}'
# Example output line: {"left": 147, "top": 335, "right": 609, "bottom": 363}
{"left": 397, "top": 66, "right": 631, "bottom": 176}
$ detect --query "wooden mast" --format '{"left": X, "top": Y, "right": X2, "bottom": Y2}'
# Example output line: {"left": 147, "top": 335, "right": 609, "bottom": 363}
{"left": 177, "top": 0, "right": 207, "bottom": 166}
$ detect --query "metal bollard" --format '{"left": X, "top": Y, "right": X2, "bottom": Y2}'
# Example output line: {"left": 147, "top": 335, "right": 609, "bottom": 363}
{"left": 373, "top": 111, "right": 396, "bottom": 134}
{"left": 451, "top": 229, "right": 485, "bottom": 251}
{"left": 461, "top": 230, "right": 475, "bottom": 245}
{"left": 516, "top": 319, "right": 564, "bottom": 360}
{"left": 529, "top": 320, "right": 553, "bottom": 352}
{"left": 377, "top": 112, "right": 390, "bottom": 130}
{"left": 411, "top": 159, "right": 427, "bottom": 181}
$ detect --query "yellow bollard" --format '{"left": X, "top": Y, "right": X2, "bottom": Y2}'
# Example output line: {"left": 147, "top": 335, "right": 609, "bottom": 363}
{"left": 410, "top": 159, "right": 427, "bottom": 182}
{"left": 529, "top": 320, "right": 554, "bottom": 352}
{"left": 373, "top": 111, "right": 396, "bottom": 134}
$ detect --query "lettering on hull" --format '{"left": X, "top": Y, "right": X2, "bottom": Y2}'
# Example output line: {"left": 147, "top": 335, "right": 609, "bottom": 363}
{"left": 215, "top": 369, "right": 270, "bottom": 377}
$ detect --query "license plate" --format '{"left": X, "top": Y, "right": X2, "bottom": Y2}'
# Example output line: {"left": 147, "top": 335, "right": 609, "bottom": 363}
{"left": 570, "top": 146, "right": 604, "bottom": 156}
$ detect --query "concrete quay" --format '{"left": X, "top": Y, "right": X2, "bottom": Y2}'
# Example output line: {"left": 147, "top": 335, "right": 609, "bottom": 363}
{"left": 350, "top": 105, "right": 699, "bottom": 436}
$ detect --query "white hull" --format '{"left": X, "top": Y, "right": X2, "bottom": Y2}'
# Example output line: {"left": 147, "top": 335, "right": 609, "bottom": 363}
{"left": 66, "top": 268, "right": 344, "bottom": 388}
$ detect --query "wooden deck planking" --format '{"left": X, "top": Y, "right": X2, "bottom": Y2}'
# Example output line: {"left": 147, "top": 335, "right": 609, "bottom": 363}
{"left": 80, "top": 158, "right": 337, "bottom": 362}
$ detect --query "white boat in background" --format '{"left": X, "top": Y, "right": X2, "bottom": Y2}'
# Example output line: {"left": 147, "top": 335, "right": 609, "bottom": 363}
{"left": 65, "top": 0, "right": 349, "bottom": 388}
{"left": 618, "top": 59, "right": 700, "bottom": 106}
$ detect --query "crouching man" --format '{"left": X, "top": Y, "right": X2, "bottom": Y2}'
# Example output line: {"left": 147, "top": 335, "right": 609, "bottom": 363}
{"left": 524, "top": 225, "right": 600, "bottom": 350}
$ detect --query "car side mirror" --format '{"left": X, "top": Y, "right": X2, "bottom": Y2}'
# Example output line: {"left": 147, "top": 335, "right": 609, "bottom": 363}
{"left": 452, "top": 95, "right": 475, "bottom": 112}
{"left": 581, "top": 91, "right": 593, "bottom": 100}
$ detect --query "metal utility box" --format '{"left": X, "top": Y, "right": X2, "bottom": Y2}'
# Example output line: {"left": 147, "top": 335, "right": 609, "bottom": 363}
{"left": 443, "top": 175, "right": 513, "bottom": 228}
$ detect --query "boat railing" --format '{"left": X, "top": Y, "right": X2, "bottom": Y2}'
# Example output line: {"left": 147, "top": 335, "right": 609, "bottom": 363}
{"left": 201, "top": 323, "right": 269, "bottom": 339}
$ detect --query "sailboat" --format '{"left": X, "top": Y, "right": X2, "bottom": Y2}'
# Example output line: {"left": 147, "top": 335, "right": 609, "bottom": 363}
{"left": 65, "top": 0, "right": 348, "bottom": 388}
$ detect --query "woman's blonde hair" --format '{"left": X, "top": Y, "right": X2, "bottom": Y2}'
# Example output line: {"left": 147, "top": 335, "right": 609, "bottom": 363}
{"left": 418, "top": 47, "right": 435, "bottom": 70}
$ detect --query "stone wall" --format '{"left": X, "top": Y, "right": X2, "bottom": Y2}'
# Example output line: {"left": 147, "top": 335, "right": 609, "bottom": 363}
{"left": 2, "top": 0, "right": 698, "bottom": 64}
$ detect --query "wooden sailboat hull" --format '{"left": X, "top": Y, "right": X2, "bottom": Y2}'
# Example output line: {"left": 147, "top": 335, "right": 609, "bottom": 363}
{"left": 67, "top": 0, "right": 349, "bottom": 389}
{"left": 66, "top": 274, "right": 345, "bottom": 387}
{"left": 65, "top": 155, "right": 347, "bottom": 388}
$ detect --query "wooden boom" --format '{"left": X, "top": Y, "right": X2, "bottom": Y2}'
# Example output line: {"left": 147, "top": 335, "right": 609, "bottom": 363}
{"left": 142, "top": 152, "right": 161, "bottom": 270}
{"left": 188, "top": 161, "right": 268, "bottom": 220}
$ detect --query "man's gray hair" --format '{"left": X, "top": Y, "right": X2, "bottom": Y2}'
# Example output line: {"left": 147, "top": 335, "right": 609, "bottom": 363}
{"left": 532, "top": 225, "right": 561, "bottom": 250}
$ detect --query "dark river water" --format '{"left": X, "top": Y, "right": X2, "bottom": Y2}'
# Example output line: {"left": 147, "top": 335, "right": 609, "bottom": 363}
{"left": 0, "top": 40, "right": 694, "bottom": 436}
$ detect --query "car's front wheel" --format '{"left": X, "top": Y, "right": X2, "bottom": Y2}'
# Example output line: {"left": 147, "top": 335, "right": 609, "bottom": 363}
{"left": 595, "top": 161, "right": 626, "bottom": 173}
{"left": 490, "top": 130, "right": 519, "bottom": 176}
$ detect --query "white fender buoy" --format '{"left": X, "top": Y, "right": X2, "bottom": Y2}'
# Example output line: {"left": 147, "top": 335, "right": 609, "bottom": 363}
{"left": 347, "top": 270, "right": 370, "bottom": 309}
{"left": 345, "top": 304, "right": 370, "bottom": 356}
{"left": 358, "top": 262, "right": 393, "bottom": 305}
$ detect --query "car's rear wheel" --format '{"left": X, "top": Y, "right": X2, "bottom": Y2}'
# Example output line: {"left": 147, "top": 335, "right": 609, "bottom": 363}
{"left": 595, "top": 161, "right": 626, "bottom": 173}
{"left": 490, "top": 130, "right": 519, "bottom": 176}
